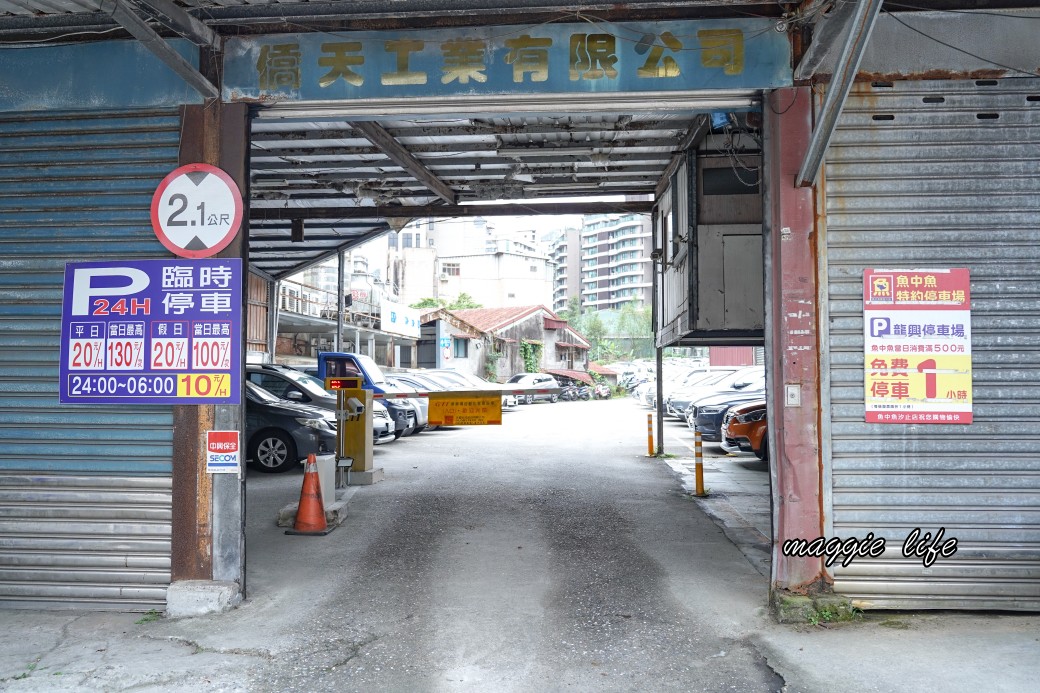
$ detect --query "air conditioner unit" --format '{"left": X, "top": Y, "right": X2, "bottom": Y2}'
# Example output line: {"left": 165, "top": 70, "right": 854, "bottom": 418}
{"left": 439, "top": 273, "right": 448, "bottom": 281}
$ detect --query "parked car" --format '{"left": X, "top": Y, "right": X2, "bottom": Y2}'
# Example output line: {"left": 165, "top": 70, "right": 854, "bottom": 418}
{"left": 382, "top": 377, "right": 429, "bottom": 433}
{"left": 244, "top": 381, "right": 337, "bottom": 473}
{"left": 665, "top": 367, "right": 764, "bottom": 419}
{"left": 246, "top": 363, "right": 396, "bottom": 445}
{"left": 505, "top": 373, "right": 560, "bottom": 404}
{"left": 662, "top": 367, "right": 736, "bottom": 404}
{"left": 370, "top": 400, "right": 397, "bottom": 445}
{"left": 428, "top": 368, "right": 518, "bottom": 408}
{"left": 686, "top": 386, "right": 767, "bottom": 442}
{"left": 721, "top": 399, "right": 768, "bottom": 460}
{"left": 317, "top": 352, "right": 420, "bottom": 438}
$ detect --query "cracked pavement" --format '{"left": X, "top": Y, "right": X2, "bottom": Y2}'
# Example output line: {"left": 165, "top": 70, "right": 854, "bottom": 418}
{"left": 2, "top": 399, "right": 1037, "bottom": 692}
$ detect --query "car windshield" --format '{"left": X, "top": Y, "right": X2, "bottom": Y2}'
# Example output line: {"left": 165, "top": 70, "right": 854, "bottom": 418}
{"left": 725, "top": 368, "right": 765, "bottom": 390}
{"left": 430, "top": 370, "right": 474, "bottom": 387}
{"left": 355, "top": 354, "right": 387, "bottom": 384}
{"left": 506, "top": 374, "right": 530, "bottom": 384}
{"left": 270, "top": 367, "right": 333, "bottom": 397}
{"left": 429, "top": 372, "right": 465, "bottom": 388}
{"left": 443, "top": 370, "right": 496, "bottom": 387}
{"left": 245, "top": 381, "right": 281, "bottom": 403}
{"left": 394, "top": 374, "right": 445, "bottom": 391}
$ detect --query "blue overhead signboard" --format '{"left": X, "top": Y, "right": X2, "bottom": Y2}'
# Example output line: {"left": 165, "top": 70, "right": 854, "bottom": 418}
{"left": 0, "top": 39, "right": 204, "bottom": 113}
{"left": 59, "top": 259, "right": 242, "bottom": 405}
{"left": 223, "top": 19, "right": 791, "bottom": 102}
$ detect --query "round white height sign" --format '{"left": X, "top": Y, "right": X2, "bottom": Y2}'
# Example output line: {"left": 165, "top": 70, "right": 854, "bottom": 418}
{"left": 151, "top": 163, "right": 243, "bottom": 259}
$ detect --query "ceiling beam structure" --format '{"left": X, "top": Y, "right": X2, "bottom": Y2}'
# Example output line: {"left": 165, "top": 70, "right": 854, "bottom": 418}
{"left": 131, "top": 0, "right": 221, "bottom": 48}
{"left": 251, "top": 200, "right": 654, "bottom": 221}
{"left": 346, "top": 121, "right": 458, "bottom": 204}
{"left": 654, "top": 114, "right": 710, "bottom": 198}
{"left": 104, "top": 0, "right": 219, "bottom": 99}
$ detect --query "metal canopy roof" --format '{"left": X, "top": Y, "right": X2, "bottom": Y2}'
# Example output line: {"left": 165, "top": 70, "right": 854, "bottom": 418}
{"left": 247, "top": 107, "right": 724, "bottom": 277}
{"left": 2, "top": 1, "right": 1027, "bottom": 277}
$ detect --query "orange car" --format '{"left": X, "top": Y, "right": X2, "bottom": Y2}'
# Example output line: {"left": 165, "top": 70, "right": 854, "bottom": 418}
{"left": 721, "top": 400, "right": 768, "bottom": 460}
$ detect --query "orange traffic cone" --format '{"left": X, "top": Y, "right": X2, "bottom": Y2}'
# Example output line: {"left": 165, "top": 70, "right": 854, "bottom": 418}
{"left": 285, "top": 454, "right": 332, "bottom": 535}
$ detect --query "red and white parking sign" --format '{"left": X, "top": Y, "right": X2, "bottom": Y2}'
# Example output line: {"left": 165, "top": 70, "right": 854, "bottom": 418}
{"left": 151, "top": 163, "right": 243, "bottom": 259}
{"left": 206, "top": 430, "right": 240, "bottom": 474}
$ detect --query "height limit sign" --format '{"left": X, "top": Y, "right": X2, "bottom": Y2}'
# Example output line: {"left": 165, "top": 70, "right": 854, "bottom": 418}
{"left": 151, "top": 163, "right": 243, "bottom": 259}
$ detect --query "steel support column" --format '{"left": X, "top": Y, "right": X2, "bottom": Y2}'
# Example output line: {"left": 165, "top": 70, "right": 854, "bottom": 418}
{"left": 171, "top": 100, "right": 250, "bottom": 591}
{"left": 763, "top": 87, "right": 825, "bottom": 594}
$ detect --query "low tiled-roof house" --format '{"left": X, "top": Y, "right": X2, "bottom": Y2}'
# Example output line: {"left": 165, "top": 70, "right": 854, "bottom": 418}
{"left": 418, "top": 305, "right": 590, "bottom": 382}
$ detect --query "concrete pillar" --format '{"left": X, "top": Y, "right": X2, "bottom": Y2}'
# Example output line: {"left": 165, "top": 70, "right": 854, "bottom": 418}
{"left": 763, "top": 87, "right": 826, "bottom": 595}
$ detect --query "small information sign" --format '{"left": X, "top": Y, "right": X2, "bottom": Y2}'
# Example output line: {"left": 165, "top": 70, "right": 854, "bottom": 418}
{"left": 326, "top": 377, "right": 362, "bottom": 390}
{"left": 59, "top": 259, "right": 241, "bottom": 404}
{"left": 206, "top": 430, "right": 240, "bottom": 474}
{"left": 427, "top": 393, "right": 501, "bottom": 426}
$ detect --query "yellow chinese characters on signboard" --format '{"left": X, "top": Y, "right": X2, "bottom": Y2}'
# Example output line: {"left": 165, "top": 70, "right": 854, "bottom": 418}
{"left": 863, "top": 268, "right": 972, "bottom": 424}
{"left": 427, "top": 393, "right": 502, "bottom": 426}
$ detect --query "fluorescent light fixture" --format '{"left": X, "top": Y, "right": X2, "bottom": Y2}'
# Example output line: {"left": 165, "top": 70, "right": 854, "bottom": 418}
{"left": 497, "top": 147, "right": 597, "bottom": 157}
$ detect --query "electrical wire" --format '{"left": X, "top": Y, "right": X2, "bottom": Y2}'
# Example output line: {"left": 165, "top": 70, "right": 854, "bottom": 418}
{"left": 883, "top": 10, "right": 1040, "bottom": 77}
{"left": 0, "top": 26, "right": 123, "bottom": 48}
{"left": 885, "top": 1, "right": 1040, "bottom": 20}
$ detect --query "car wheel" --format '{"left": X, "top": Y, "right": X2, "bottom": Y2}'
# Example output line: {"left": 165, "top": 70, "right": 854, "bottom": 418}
{"left": 550, "top": 394, "right": 559, "bottom": 403}
{"left": 754, "top": 442, "right": 769, "bottom": 461}
{"left": 249, "top": 430, "right": 297, "bottom": 473}
{"left": 525, "top": 395, "right": 534, "bottom": 405}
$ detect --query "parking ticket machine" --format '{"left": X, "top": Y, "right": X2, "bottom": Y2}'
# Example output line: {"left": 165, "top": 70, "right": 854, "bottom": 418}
{"left": 324, "top": 375, "right": 379, "bottom": 485}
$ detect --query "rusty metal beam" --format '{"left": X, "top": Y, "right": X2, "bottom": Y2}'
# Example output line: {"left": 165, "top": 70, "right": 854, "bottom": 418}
{"left": 796, "top": 0, "right": 883, "bottom": 187}
{"left": 105, "top": 0, "right": 219, "bottom": 99}
{"left": 132, "top": 0, "right": 220, "bottom": 48}
{"left": 250, "top": 200, "right": 653, "bottom": 221}
{"left": 794, "top": 0, "right": 857, "bottom": 81}
{"left": 347, "top": 121, "right": 457, "bottom": 204}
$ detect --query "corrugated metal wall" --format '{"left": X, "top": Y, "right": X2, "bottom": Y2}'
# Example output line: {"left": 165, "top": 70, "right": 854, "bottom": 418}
{"left": 822, "top": 78, "right": 1040, "bottom": 609}
{"left": 0, "top": 109, "right": 180, "bottom": 610}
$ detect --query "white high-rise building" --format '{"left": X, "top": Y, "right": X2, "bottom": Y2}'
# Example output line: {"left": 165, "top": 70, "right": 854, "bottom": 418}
{"left": 549, "top": 214, "right": 653, "bottom": 312}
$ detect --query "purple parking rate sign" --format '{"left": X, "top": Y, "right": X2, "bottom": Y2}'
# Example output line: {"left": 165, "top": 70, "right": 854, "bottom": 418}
{"left": 59, "top": 259, "right": 242, "bottom": 404}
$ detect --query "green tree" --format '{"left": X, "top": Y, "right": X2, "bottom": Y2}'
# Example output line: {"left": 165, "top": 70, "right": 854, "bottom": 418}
{"left": 616, "top": 302, "right": 653, "bottom": 359}
{"left": 581, "top": 312, "right": 608, "bottom": 360}
{"left": 409, "top": 297, "right": 444, "bottom": 310}
{"left": 558, "top": 296, "right": 583, "bottom": 323}
{"left": 447, "top": 292, "right": 482, "bottom": 309}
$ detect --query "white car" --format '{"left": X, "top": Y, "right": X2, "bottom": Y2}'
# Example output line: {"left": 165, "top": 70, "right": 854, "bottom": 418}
{"left": 505, "top": 373, "right": 560, "bottom": 404}
{"left": 429, "top": 368, "right": 518, "bottom": 408}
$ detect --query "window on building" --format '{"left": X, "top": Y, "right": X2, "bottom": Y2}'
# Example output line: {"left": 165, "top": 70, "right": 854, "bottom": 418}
{"left": 443, "top": 262, "right": 461, "bottom": 276}
{"left": 402, "top": 233, "right": 413, "bottom": 248}
{"left": 530, "top": 265, "right": 538, "bottom": 272}
{"left": 453, "top": 337, "right": 468, "bottom": 359}
{"left": 388, "top": 233, "right": 398, "bottom": 249}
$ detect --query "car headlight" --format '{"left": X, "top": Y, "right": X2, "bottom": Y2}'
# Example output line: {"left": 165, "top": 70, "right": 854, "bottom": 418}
{"left": 735, "top": 409, "right": 767, "bottom": 424}
{"left": 296, "top": 417, "right": 334, "bottom": 431}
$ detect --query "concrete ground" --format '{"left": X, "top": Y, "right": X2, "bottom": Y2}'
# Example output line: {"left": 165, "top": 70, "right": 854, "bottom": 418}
{"left": 1, "top": 398, "right": 1038, "bottom": 693}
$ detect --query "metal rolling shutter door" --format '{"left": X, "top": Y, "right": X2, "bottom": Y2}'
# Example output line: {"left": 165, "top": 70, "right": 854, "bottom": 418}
{"left": 822, "top": 78, "right": 1040, "bottom": 609}
{"left": 0, "top": 110, "right": 179, "bottom": 610}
